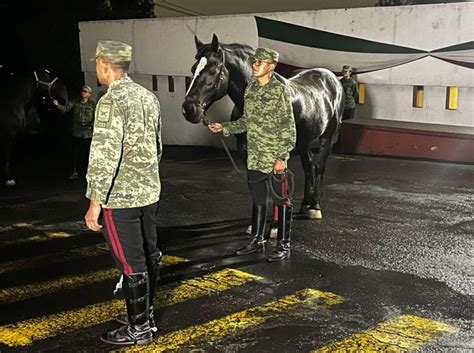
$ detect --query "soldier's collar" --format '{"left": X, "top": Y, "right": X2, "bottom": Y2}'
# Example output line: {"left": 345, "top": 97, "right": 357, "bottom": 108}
{"left": 109, "top": 76, "right": 132, "bottom": 89}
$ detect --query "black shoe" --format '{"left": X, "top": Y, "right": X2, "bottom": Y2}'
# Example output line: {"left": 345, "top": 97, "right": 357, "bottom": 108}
{"left": 100, "top": 322, "right": 153, "bottom": 345}
{"left": 116, "top": 307, "right": 158, "bottom": 333}
{"left": 268, "top": 243, "right": 291, "bottom": 261}
{"left": 236, "top": 237, "right": 266, "bottom": 255}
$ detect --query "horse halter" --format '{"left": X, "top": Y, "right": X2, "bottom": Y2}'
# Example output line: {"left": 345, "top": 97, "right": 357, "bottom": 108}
{"left": 186, "top": 49, "right": 228, "bottom": 125}
{"left": 214, "top": 49, "right": 226, "bottom": 89}
{"left": 33, "top": 70, "right": 59, "bottom": 98}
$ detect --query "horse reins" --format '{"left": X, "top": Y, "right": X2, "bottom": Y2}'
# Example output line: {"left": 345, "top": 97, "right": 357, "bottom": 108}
{"left": 219, "top": 136, "right": 295, "bottom": 201}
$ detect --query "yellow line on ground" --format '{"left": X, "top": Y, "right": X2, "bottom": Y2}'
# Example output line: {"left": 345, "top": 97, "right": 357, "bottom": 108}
{"left": 314, "top": 314, "right": 458, "bottom": 352}
{"left": 0, "top": 243, "right": 109, "bottom": 275}
{"left": 0, "top": 223, "right": 35, "bottom": 233}
{"left": 0, "top": 232, "right": 75, "bottom": 246}
{"left": 124, "top": 288, "right": 345, "bottom": 353}
{"left": 0, "top": 255, "right": 187, "bottom": 304}
{"left": 0, "top": 268, "right": 262, "bottom": 347}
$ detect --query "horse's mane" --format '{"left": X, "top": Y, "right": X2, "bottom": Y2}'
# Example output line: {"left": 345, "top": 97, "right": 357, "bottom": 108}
{"left": 220, "top": 43, "right": 254, "bottom": 84}
{"left": 221, "top": 43, "right": 254, "bottom": 59}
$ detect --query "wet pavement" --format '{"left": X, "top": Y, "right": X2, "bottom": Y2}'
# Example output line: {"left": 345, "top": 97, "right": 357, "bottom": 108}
{"left": 0, "top": 147, "right": 472, "bottom": 352}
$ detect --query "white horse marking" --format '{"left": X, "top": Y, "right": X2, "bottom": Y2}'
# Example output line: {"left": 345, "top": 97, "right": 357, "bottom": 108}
{"left": 186, "top": 57, "right": 208, "bottom": 96}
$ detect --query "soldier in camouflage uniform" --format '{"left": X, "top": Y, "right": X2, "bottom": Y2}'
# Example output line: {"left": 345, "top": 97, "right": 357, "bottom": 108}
{"left": 84, "top": 40, "right": 162, "bottom": 346}
{"left": 53, "top": 85, "right": 95, "bottom": 179}
{"left": 340, "top": 65, "right": 359, "bottom": 120}
{"left": 209, "top": 48, "right": 296, "bottom": 262}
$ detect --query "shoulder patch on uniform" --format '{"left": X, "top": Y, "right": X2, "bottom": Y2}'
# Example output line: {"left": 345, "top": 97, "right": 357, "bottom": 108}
{"left": 95, "top": 99, "right": 114, "bottom": 129}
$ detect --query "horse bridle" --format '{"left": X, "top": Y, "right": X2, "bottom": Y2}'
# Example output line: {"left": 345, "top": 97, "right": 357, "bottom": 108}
{"left": 34, "top": 70, "right": 59, "bottom": 97}
{"left": 187, "top": 49, "right": 228, "bottom": 125}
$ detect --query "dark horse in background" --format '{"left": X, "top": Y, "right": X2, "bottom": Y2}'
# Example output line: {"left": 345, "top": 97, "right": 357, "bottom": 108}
{"left": 0, "top": 67, "right": 68, "bottom": 186}
{"left": 182, "top": 35, "right": 344, "bottom": 219}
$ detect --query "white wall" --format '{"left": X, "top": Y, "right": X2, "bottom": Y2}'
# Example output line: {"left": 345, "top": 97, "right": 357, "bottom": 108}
{"left": 80, "top": 3, "right": 474, "bottom": 147}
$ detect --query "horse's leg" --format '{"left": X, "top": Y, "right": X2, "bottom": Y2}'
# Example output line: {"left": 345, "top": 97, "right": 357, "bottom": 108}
{"left": 1, "top": 134, "right": 16, "bottom": 186}
{"left": 307, "top": 118, "right": 339, "bottom": 219}
{"left": 298, "top": 143, "right": 315, "bottom": 214}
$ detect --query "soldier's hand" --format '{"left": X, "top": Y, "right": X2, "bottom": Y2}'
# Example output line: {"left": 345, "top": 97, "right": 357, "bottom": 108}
{"left": 85, "top": 201, "right": 103, "bottom": 232}
{"left": 209, "top": 122, "right": 223, "bottom": 133}
{"left": 273, "top": 159, "right": 286, "bottom": 174}
{"left": 52, "top": 99, "right": 59, "bottom": 106}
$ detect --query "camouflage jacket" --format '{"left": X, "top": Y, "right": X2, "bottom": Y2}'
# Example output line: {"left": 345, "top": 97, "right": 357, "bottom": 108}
{"left": 86, "top": 76, "right": 162, "bottom": 209}
{"left": 340, "top": 77, "right": 359, "bottom": 109}
{"left": 222, "top": 75, "right": 296, "bottom": 173}
{"left": 58, "top": 99, "right": 96, "bottom": 138}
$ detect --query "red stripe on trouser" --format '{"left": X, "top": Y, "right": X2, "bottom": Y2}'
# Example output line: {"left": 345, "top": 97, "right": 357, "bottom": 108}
{"left": 282, "top": 176, "right": 288, "bottom": 197}
{"left": 274, "top": 176, "right": 291, "bottom": 221}
{"left": 103, "top": 209, "right": 133, "bottom": 275}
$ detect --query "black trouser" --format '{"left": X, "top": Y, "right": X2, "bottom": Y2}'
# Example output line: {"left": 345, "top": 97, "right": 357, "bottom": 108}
{"left": 247, "top": 170, "right": 291, "bottom": 207}
{"left": 72, "top": 136, "right": 91, "bottom": 177}
{"left": 102, "top": 202, "right": 161, "bottom": 274}
{"left": 342, "top": 108, "right": 355, "bottom": 121}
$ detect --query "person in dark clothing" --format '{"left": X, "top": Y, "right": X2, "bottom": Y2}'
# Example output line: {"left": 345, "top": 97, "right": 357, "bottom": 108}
{"left": 340, "top": 65, "right": 359, "bottom": 120}
{"left": 53, "top": 85, "right": 95, "bottom": 179}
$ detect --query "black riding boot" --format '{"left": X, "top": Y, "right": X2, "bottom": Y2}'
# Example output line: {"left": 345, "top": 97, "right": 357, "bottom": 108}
{"left": 116, "top": 260, "right": 161, "bottom": 333}
{"left": 236, "top": 204, "right": 267, "bottom": 255}
{"left": 101, "top": 272, "right": 153, "bottom": 346}
{"left": 147, "top": 260, "right": 160, "bottom": 332}
{"left": 268, "top": 205, "right": 292, "bottom": 262}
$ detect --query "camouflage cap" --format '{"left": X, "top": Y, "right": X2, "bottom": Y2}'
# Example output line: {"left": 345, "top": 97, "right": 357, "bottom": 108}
{"left": 93, "top": 40, "right": 132, "bottom": 62}
{"left": 253, "top": 48, "right": 279, "bottom": 63}
{"left": 342, "top": 65, "right": 352, "bottom": 72}
{"left": 82, "top": 85, "right": 92, "bottom": 93}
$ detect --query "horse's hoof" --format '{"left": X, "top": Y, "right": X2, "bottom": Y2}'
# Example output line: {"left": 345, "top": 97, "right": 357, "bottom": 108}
{"left": 299, "top": 205, "right": 310, "bottom": 214}
{"left": 5, "top": 180, "right": 16, "bottom": 187}
{"left": 307, "top": 209, "right": 322, "bottom": 219}
{"left": 246, "top": 225, "right": 252, "bottom": 235}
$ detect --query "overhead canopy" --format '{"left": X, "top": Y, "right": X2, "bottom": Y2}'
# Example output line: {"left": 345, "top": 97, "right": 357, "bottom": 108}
{"left": 256, "top": 17, "right": 474, "bottom": 73}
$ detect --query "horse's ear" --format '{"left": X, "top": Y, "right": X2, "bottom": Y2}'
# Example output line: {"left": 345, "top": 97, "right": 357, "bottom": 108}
{"left": 211, "top": 34, "right": 219, "bottom": 52}
{"left": 195, "top": 35, "right": 204, "bottom": 50}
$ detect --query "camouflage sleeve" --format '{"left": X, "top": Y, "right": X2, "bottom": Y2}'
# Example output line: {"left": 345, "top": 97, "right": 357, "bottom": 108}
{"left": 156, "top": 100, "right": 163, "bottom": 163}
{"left": 57, "top": 101, "right": 75, "bottom": 113}
{"left": 222, "top": 86, "right": 250, "bottom": 136}
{"left": 353, "top": 79, "right": 359, "bottom": 102}
{"left": 86, "top": 96, "right": 124, "bottom": 204}
{"left": 222, "top": 115, "right": 247, "bottom": 136}
{"left": 276, "top": 87, "right": 296, "bottom": 161}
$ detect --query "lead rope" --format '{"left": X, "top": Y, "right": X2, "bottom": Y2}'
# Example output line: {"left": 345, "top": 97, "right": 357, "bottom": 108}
{"left": 219, "top": 137, "right": 295, "bottom": 200}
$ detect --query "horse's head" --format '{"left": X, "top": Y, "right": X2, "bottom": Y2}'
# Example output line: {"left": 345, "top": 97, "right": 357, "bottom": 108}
{"left": 182, "top": 34, "right": 229, "bottom": 125}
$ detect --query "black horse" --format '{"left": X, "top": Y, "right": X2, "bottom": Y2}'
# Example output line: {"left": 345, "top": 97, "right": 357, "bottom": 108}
{"left": 0, "top": 68, "right": 68, "bottom": 186}
{"left": 182, "top": 34, "right": 344, "bottom": 219}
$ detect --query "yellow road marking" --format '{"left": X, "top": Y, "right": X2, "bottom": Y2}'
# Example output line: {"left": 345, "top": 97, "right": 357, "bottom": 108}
{"left": 314, "top": 314, "right": 458, "bottom": 352}
{"left": 0, "top": 268, "right": 262, "bottom": 347}
{"left": 0, "top": 255, "right": 187, "bottom": 304}
{"left": 0, "top": 232, "right": 75, "bottom": 246}
{"left": 123, "top": 288, "right": 344, "bottom": 352}
{"left": 0, "top": 223, "right": 35, "bottom": 233}
{"left": 45, "top": 232, "right": 73, "bottom": 239}
{"left": 0, "top": 244, "right": 109, "bottom": 275}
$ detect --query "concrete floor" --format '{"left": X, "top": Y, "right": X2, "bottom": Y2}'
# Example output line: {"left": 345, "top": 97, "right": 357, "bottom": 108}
{"left": 0, "top": 147, "right": 472, "bottom": 352}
